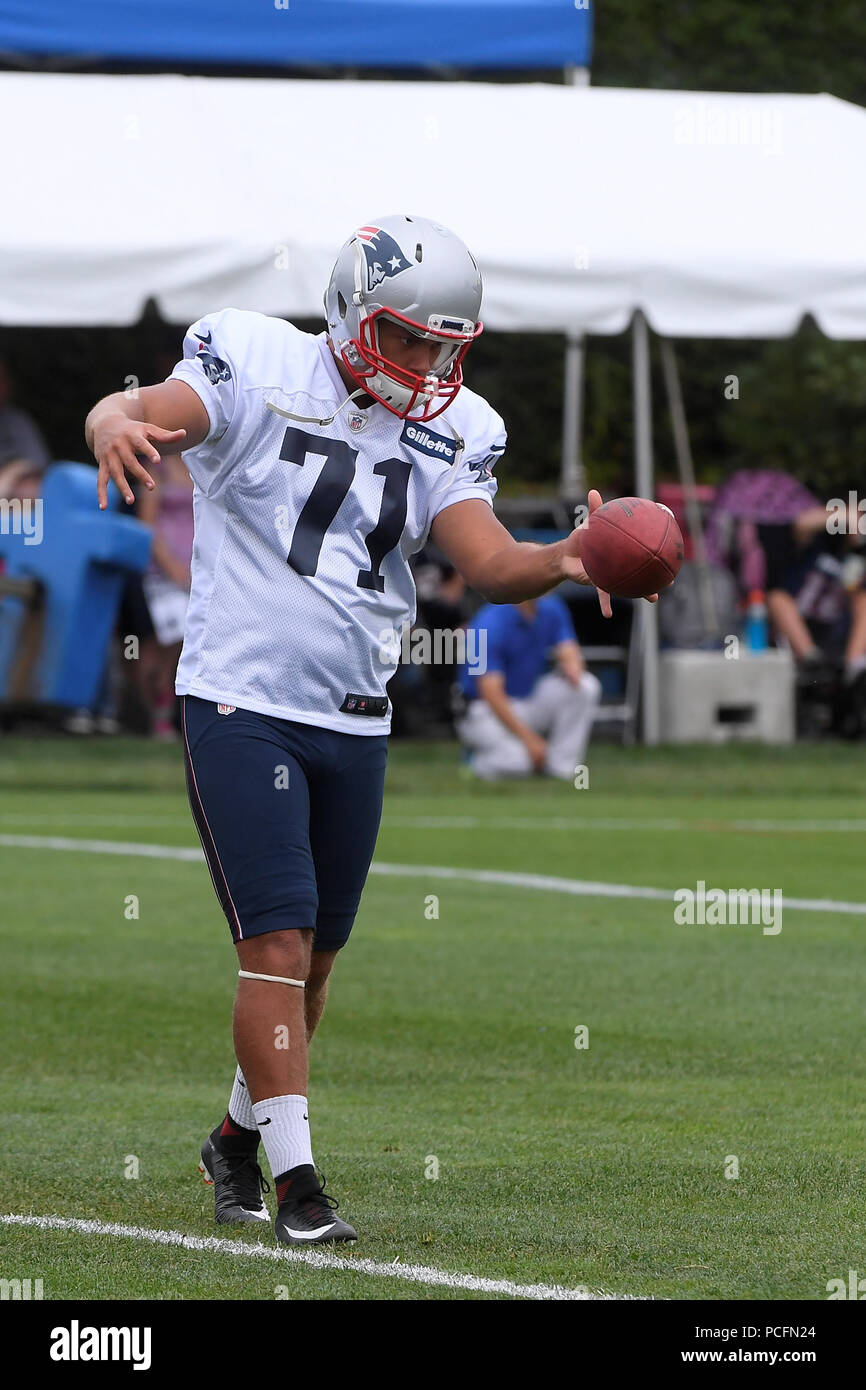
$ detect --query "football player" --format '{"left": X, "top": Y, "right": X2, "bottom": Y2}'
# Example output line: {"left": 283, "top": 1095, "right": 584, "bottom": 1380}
{"left": 86, "top": 214, "right": 626, "bottom": 1246}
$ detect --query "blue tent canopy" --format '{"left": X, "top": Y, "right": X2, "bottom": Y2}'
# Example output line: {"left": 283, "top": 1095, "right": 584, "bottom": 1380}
{"left": 0, "top": 0, "right": 593, "bottom": 69}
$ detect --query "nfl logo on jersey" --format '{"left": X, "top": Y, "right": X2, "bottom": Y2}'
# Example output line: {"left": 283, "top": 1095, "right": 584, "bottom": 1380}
{"left": 217, "top": 704, "right": 236, "bottom": 716}
{"left": 348, "top": 411, "right": 368, "bottom": 432}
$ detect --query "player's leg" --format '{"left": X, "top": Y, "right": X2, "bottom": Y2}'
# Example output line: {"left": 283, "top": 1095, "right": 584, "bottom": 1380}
{"left": 234, "top": 927, "right": 313, "bottom": 1099}
{"left": 305, "top": 949, "right": 339, "bottom": 1043}
{"left": 259, "top": 734, "right": 384, "bottom": 1228}
{"left": 307, "top": 728, "right": 389, "bottom": 958}
{"left": 299, "top": 727, "right": 388, "bottom": 1053}
{"left": 523, "top": 670, "right": 602, "bottom": 779}
{"left": 256, "top": 724, "right": 388, "bottom": 1245}
{"left": 182, "top": 696, "right": 346, "bottom": 1235}
{"left": 233, "top": 929, "right": 360, "bottom": 1246}
{"left": 201, "top": 1062, "right": 267, "bottom": 1220}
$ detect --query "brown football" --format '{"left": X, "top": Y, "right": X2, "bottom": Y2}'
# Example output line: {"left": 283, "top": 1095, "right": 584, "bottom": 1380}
{"left": 578, "top": 497, "right": 684, "bottom": 598}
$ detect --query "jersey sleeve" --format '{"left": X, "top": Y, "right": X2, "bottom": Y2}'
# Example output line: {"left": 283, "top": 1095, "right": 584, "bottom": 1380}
{"left": 425, "top": 408, "right": 506, "bottom": 531}
{"left": 168, "top": 309, "right": 252, "bottom": 498}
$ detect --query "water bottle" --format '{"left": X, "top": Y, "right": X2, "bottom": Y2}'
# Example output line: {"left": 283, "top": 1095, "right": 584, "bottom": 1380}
{"left": 745, "top": 590, "right": 768, "bottom": 652}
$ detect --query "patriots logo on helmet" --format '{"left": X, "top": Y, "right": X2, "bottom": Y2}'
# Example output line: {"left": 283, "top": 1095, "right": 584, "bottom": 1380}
{"left": 356, "top": 225, "right": 410, "bottom": 292}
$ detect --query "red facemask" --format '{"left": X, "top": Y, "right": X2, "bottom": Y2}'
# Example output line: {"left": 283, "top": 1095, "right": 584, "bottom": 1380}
{"left": 338, "top": 306, "right": 483, "bottom": 421}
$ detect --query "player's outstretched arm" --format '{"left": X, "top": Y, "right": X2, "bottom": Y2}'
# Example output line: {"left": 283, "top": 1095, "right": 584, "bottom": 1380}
{"left": 86, "top": 380, "right": 210, "bottom": 510}
{"left": 432, "top": 489, "right": 635, "bottom": 617}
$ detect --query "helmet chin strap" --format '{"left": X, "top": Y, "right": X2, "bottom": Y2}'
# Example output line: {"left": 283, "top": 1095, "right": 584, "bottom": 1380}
{"left": 265, "top": 325, "right": 396, "bottom": 426}
{"left": 265, "top": 388, "right": 367, "bottom": 429}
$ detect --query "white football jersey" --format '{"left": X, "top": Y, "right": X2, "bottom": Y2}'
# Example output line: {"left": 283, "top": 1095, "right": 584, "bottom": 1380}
{"left": 169, "top": 309, "right": 505, "bottom": 734}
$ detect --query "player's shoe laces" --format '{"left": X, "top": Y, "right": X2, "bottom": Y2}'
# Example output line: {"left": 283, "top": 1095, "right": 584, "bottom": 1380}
{"left": 274, "top": 1167, "right": 357, "bottom": 1245}
{"left": 199, "top": 1135, "right": 271, "bottom": 1224}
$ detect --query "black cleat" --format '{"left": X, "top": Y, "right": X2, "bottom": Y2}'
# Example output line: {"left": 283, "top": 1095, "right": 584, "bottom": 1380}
{"left": 274, "top": 1169, "right": 357, "bottom": 1245}
{"left": 199, "top": 1135, "right": 271, "bottom": 1224}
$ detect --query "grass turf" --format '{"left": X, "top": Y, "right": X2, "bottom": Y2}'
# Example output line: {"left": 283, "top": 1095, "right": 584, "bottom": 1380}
{"left": 0, "top": 737, "right": 864, "bottom": 1300}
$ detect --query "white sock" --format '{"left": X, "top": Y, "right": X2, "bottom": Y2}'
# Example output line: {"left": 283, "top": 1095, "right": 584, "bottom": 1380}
{"left": 228, "top": 1066, "right": 257, "bottom": 1131}
{"left": 252, "top": 1094, "right": 313, "bottom": 1179}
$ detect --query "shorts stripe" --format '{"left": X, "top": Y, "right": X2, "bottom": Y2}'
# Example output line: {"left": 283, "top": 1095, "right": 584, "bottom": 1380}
{"left": 181, "top": 696, "right": 245, "bottom": 942}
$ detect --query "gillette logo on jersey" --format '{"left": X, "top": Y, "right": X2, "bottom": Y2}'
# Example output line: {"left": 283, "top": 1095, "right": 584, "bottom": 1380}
{"left": 400, "top": 422, "right": 457, "bottom": 460}
{"left": 356, "top": 226, "right": 410, "bottom": 292}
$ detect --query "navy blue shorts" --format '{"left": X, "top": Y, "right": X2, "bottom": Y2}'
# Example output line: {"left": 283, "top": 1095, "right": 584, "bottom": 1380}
{"left": 181, "top": 696, "right": 388, "bottom": 951}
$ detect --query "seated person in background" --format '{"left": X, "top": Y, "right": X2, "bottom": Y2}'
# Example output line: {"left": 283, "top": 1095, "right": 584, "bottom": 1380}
{"left": 757, "top": 500, "right": 866, "bottom": 685}
{"left": 456, "top": 592, "right": 601, "bottom": 781}
{"left": 706, "top": 469, "right": 866, "bottom": 683}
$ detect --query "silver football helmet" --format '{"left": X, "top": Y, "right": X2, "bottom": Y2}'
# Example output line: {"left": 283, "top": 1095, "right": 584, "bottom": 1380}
{"left": 324, "top": 214, "right": 483, "bottom": 420}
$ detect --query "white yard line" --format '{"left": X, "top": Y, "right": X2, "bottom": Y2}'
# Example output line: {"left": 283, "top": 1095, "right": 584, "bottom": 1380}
{"left": 0, "top": 833, "right": 864, "bottom": 915}
{"left": 0, "top": 813, "right": 193, "bottom": 828}
{"left": 5, "top": 815, "right": 866, "bottom": 834}
{"left": 370, "top": 862, "right": 866, "bottom": 916}
{"left": 0, "top": 833, "right": 203, "bottom": 860}
{"left": 384, "top": 815, "right": 866, "bottom": 834}
{"left": 0, "top": 1213, "right": 615, "bottom": 1301}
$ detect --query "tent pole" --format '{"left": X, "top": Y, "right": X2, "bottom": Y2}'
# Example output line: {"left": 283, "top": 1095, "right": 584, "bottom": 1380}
{"left": 560, "top": 64, "right": 590, "bottom": 502}
{"left": 560, "top": 332, "right": 586, "bottom": 498}
{"left": 632, "top": 310, "right": 660, "bottom": 745}
{"left": 659, "top": 337, "right": 719, "bottom": 636}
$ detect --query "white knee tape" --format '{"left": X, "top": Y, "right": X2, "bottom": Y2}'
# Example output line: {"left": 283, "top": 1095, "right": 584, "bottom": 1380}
{"left": 238, "top": 969, "right": 306, "bottom": 989}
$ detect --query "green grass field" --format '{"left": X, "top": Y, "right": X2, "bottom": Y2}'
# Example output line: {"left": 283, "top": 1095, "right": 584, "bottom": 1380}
{"left": 1, "top": 737, "right": 864, "bottom": 1301}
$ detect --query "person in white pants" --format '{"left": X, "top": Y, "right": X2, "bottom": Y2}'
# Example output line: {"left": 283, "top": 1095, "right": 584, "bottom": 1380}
{"left": 456, "top": 595, "right": 602, "bottom": 781}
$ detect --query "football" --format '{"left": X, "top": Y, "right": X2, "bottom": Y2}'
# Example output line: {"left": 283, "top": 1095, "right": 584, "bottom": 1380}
{"left": 578, "top": 496, "right": 684, "bottom": 598}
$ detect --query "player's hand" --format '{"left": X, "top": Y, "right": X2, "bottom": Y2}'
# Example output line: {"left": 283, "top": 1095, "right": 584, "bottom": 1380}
{"left": 560, "top": 490, "right": 612, "bottom": 616}
{"left": 561, "top": 489, "right": 659, "bottom": 616}
{"left": 522, "top": 730, "right": 548, "bottom": 771}
{"left": 94, "top": 414, "right": 186, "bottom": 509}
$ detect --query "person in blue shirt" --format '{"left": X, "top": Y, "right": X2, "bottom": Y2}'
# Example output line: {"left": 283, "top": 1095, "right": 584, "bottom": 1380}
{"left": 456, "top": 593, "right": 601, "bottom": 780}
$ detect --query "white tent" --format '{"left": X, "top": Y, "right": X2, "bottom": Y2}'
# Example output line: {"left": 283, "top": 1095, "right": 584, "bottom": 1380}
{"left": 4, "top": 73, "right": 866, "bottom": 335}
{"left": 5, "top": 73, "right": 866, "bottom": 738}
